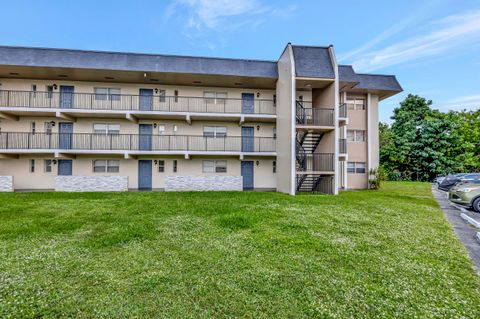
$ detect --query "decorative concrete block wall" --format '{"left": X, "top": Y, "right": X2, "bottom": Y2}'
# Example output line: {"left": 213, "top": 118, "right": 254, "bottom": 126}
{"left": 55, "top": 176, "right": 128, "bottom": 192}
{"left": 165, "top": 176, "right": 243, "bottom": 191}
{"left": 0, "top": 176, "right": 13, "bottom": 192}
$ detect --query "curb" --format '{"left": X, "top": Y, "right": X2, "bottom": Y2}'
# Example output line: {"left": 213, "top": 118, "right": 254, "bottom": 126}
{"left": 460, "top": 213, "right": 480, "bottom": 229}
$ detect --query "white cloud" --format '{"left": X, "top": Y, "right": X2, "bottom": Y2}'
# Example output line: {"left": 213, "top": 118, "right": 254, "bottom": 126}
{"left": 338, "top": 0, "right": 446, "bottom": 62}
{"left": 167, "top": 0, "right": 293, "bottom": 30}
{"left": 346, "top": 10, "right": 480, "bottom": 72}
{"left": 436, "top": 94, "right": 480, "bottom": 112}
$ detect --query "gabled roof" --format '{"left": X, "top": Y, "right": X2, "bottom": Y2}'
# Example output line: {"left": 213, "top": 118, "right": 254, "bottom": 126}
{"left": 291, "top": 45, "right": 335, "bottom": 79}
{"left": 0, "top": 45, "right": 278, "bottom": 78}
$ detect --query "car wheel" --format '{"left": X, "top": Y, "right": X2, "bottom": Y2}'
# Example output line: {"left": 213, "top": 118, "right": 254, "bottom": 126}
{"left": 473, "top": 197, "right": 480, "bottom": 213}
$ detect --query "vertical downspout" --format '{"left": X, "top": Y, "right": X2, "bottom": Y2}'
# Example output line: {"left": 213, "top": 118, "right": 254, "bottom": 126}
{"left": 288, "top": 44, "right": 296, "bottom": 195}
{"left": 328, "top": 46, "right": 339, "bottom": 195}
{"left": 342, "top": 91, "right": 348, "bottom": 190}
{"left": 367, "top": 92, "right": 372, "bottom": 188}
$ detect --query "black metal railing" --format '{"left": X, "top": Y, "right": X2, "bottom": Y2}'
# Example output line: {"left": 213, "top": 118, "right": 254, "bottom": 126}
{"left": 295, "top": 101, "right": 334, "bottom": 126}
{"left": 296, "top": 174, "right": 334, "bottom": 194}
{"left": 296, "top": 153, "right": 334, "bottom": 172}
{"left": 0, "top": 132, "right": 276, "bottom": 153}
{"left": 0, "top": 90, "right": 276, "bottom": 115}
{"left": 339, "top": 138, "right": 347, "bottom": 154}
{"left": 339, "top": 103, "right": 347, "bottom": 118}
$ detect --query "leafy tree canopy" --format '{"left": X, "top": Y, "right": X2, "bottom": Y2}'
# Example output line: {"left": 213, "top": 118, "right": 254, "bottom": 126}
{"left": 380, "top": 94, "right": 479, "bottom": 181}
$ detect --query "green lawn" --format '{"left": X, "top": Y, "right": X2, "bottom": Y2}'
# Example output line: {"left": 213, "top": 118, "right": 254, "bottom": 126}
{"left": 0, "top": 182, "right": 479, "bottom": 318}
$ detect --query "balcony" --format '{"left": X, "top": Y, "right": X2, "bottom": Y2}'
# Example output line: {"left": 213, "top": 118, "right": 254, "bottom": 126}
{"left": 296, "top": 153, "right": 335, "bottom": 173}
{"left": 0, "top": 132, "right": 276, "bottom": 157}
{"left": 0, "top": 90, "right": 276, "bottom": 122}
{"left": 295, "top": 101, "right": 334, "bottom": 129}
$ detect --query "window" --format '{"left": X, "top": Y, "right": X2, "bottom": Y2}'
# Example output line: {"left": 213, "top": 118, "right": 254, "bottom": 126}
{"left": 44, "top": 159, "right": 52, "bottom": 173}
{"left": 273, "top": 160, "right": 276, "bottom": 173}
{"left": 347, "top": 162, "right": 366, "bottom": 174}
{"left": 94, "top": 88, "right": 121, "bottom": 101}
{"left": 204, "top": 91, "right": 227, "bottom": 104}
{"left": 158, "top": 90, "right": 166, "bottom": 102}
{"left": 173, "top": 160, "right": 177, "bottom": 172}
{"left": 31, "top": 84, "right": 37, "bottom": 98}
{"left": 30, "top": 159, "right": 35, "bottom": 173}
{"left": 158, "top": 160, "right": 165, "bottom": 172}
{"left": 158, "top": 124, "right": 166, "bottom": 135}
{"left": 203, "top": 126, "right": 227, "bottom": 138}
{"left": 203, "top": 160, "right": 227, "bottom": 173}
{"left": 347, "top": 98, "right": 366, "bottom": 110}
{"left": 93, "top": 123, "right": 120, "bottom": 134}
{"left": 174, "top": 90, "right": 178, "bottom": 103}
{"left": 46, "top": 85, "right": 54, "bottom": 99}
{"left": 93, "top": 160, "right": 120, "bottom": 173}
{"left": 44, "top": 122, "right": 53, "bottom": 135}
{"left": 30, "top": 122, "right": 36, "bottom": 134}
{"left": 347, "top": 130, "right": 366, "bottom": 142}
{"left": 273, "top": 127, "right": 277, "bottom": 139}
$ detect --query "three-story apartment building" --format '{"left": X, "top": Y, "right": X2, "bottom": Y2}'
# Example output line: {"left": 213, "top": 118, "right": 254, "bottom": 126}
{"left": 0, "top": 44, "right": 401, "bottom": 194}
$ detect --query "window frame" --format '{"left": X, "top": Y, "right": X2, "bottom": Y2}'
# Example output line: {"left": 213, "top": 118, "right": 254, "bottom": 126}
{"left": 94, "top": 87, "right": 121, "bottom": 101}
{"left": 93, "top": 123, "right": 120, "bottom": 135}
{"left": 347, "top": 162, "right": 366, "bottom": 174}
{"left": 44, "top": 159, "right": 52, "bottom": 173}
{"left": 173, "top": 160, "right": 178, "bottom": 173}
{"left": 346, "top": 98, "right": 366, "bottom": 110}
{"left": 93, "top": 159, "right": 120, "bottom": 173}
{"left": 202, "top": 160, "right": 227, "bottom": 173}
{"left": 203, "top": 126, "right": 227, "bottom": 138}
{"left": 30, "top": 159, "right": 35, "bottom": 173}
{"left": 203, "top": 91, "right": 228, "bottom": 105}
{"left": 347, "top": 130, "right": 367, "bottom": 142}
{"left": 158, "top": 160, "right": 165, "bottom": 172}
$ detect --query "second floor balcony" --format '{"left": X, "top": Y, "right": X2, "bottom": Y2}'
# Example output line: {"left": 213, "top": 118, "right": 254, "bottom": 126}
{"left": 0, "top": 132, "right": 276, "bottom": 156}
{"left": 0, "top": 90, "right": 276, "bottom": 121}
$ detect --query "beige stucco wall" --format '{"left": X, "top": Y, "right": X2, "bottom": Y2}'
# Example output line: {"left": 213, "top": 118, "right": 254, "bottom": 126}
{"left": 0, "top": 155, "right": 276, "bottom": 190}
{"left": 275, "top": 44, "right": 295, "bottom": 195}
{"left": 345, "top": 93, "right": 369, "bottom": 189}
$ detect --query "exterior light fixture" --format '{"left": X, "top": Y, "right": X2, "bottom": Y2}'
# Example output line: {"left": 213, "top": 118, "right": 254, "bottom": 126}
{"left": 256, "top": 125, "right": 260, "bottom": 131}
{"left": 53, "top": 84, "right": 58, "bottom": 90}
{"left": 154, "top": 160, "right": 158, "bottom": 165}
{"left": 52, "top": 160, "right": 57, "bottom": 165}
{"left": 256, "top": 161, "right": 260, "bottom": 166}
{"left": 50, "top": 121, "right": 56, "bottom": 127}
{"left": 143, "top": 73, "right": 147, "bottom": 77}
{"left": 155, "top": 88, "right": 159, "bottom": 94}
{"left": 256, "top": 92, "right": 260, "bottom": 98}
{"left": 153, "top": 123, "right": 157, "bottom": 128}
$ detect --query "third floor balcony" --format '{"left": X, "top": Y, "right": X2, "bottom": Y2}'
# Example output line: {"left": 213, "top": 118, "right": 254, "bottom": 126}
{"left": 0, "top": 90, "right": 276, "bottom": 122}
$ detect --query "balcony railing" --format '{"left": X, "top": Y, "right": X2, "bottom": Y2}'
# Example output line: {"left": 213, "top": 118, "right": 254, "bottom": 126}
{"left": 339, "top": 103, "right": 347, "bottom": 118}
{"left": 296, "top": 153, "right": 334, "bottom": 172}
{"left": 296, "top": 101, "right": 334, "bottom": 126}
{"left": 0, "top": 90, "right": 276, "bottom": 115}
{"left": 339, "top": 138, "right": 347, "bottom": 154}
{"left": 0, "top": 132, "right": 276, "bottom": 153}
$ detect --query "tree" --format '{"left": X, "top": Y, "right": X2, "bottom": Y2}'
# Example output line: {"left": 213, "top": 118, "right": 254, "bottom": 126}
{"left": 379, "top": 94, "right": 479, "bottom": 181}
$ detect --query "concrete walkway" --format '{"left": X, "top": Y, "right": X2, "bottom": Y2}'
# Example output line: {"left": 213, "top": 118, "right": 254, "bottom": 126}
{"left": 432, "top": 186, "right": 480, "bottom": 273}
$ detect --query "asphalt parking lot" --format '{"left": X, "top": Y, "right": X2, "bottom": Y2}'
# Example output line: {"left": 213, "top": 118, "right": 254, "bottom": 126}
{"left": 432, "top": 186, "right": 480, "bottom": 273}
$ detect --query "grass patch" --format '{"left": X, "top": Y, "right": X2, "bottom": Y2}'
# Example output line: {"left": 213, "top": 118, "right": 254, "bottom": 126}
{"left": 0, "top": 182, "right": 479, "bottom": 318}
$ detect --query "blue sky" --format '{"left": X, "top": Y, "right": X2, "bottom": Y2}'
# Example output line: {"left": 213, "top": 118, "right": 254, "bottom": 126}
{"left": 1, "top": 0, "right": 479, "bottom": 122}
